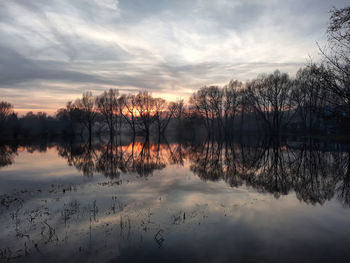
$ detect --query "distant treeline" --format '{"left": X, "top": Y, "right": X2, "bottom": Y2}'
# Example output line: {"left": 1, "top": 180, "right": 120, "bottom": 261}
{"left": 0, "top": 7, "right": 349, "bottom": 140}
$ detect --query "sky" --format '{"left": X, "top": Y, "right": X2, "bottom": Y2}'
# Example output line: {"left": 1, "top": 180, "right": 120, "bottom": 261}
{"left": 0, "top": 0, "right": 349, "bottom": 114}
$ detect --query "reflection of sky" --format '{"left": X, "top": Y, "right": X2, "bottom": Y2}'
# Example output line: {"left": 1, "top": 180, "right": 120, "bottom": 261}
{"left": 0, "top": 148, "right": 92, "bottom": 192}
{"left": 1, "top": 147, "right": 350, "bottom": 262}
{"left": 0, "top": 0, "right": 349, "bottom": 114}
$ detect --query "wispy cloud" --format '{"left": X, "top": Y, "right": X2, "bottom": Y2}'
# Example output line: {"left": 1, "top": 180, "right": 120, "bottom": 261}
{"left": 0, "top": 0, "right": 348, "bottom": 112}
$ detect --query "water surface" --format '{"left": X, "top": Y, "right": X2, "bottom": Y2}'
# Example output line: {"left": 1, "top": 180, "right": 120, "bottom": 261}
{"left": 1, "top": 137, "right": 350, "bottom": 262}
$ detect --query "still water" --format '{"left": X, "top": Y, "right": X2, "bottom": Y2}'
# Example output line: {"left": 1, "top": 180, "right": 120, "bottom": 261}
{"left": 0, "top": 137, "right": 350, "bottom": 262}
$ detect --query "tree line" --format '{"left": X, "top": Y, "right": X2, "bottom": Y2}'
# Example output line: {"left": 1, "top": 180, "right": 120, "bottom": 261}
{"left": 55, "top": 90, "right": 184, "bottom": 143}
{"left": 0, "top": 91, "right": 184, "bottom": 142}
{"left": 0, "top": 6, "right": 349, "bottom": 140}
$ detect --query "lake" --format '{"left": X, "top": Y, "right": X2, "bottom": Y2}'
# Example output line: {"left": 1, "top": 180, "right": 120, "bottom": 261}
{"left": 1, "top": 136, "right": 350, "bottom": 262}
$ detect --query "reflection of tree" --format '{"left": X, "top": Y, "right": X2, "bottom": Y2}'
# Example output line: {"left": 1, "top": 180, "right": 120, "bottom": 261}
{"left": 338, "top": 172, "right": 350, "bottom": 207}
{"left": 334, "top": 146, "right": 350, "bottom": 207}
{"left": 0, "top": 144, "right": 17, "bottom": 169}
{"left": 57, "top": 141, "right": 99, "bottom": 177}
{"left": 187, "top": 137, "right": 350, "bottom": 206}
{"left": 188, "top": 138, "right": 295, "bottom": 197}
{"left": 189, "top": 141, "right": 224, "bottom": 182}
{"left": 24, "top": 140, "right": 49, "bottom": 153}
{"left": 57, "top": 138, "right": 183, "bottom": 178}
{"left": 95, "top": 141, "right": 121, "bottom": 179}
{"left": 2, "top": 137, "right": 349, "bottom": 207}
{"left": 0, "top": 142, "right": 51, "bottom": 170}
{"left": 241, "top": 138, "right": 294, "bottom": 198}
{"left": 133, "top": 138, "right": 166, "bottom": 177}
{"left": 222, "top": 140, "right": 243, "bottom": 187}
{"left": 165, "top": 140, "right": 187, "bottom": 166}
{"left": 290, "top": 138, "right": 338, "bottom": 205}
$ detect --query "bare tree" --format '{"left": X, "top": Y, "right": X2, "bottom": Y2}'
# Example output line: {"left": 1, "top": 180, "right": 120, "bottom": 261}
{"left": 293, "top": 65, "right": 330, "bottom": 132}
{"left": 119, "top": 94, "right": 137, "bottom": 138}
{"left": 174, "top": 99, "right": 184, "bottom": 120}
{"left": 75, "top": 92, "right": 97, "bottom": 144}
{"left": 135, "top": 91, "right": 156, "bottom": 136}
{"left": 96, "top": 89, "right": 119, "bottom": 140}
{"left": 0, "top": 101, "right": 13, "bottom": 132}
{"left": 56, "top": 101, "right": 82, "bottom": 135}
{"left": 207, "top": 86, "right": 224, "bottom": 134}
{"left": 189, "top": 86, "right": 223, "bottom": 136}
{"left": 245, "top": 70, "right": 295, "bottom": 134}
{"left": 189, "top": 88, "right": 211, "bottom": 133}
{"left": 154, "top": 98, "right": 178, "bottom": 136}
{"left": 318, "top": 6, "right": 350, "bottom": 130}
{"left": 154, "top": 98, "right": 167, "bottom": 136}
{"left": 223, "top": 80, "right": 243, "bottom": 136}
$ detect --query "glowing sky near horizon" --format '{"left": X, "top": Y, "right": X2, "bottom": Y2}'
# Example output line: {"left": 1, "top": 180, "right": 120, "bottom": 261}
{"left": 0, "top": 0, "right": 348, "bottom": 114}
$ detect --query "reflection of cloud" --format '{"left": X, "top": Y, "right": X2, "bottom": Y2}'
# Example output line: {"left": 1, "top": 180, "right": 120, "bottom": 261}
{"left": 2, "top": 143, "right": 350, "bottom": 263}
{"left": 0, "top": 0, "right": 349, "bottom": 112}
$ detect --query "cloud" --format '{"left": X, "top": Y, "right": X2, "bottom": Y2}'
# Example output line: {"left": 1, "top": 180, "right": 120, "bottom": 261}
{"left": 0, "top": 0, "right": 349, "bottom": 112}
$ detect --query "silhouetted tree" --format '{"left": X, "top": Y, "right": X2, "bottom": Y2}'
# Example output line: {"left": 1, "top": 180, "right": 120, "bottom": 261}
{"left": 96, "top": 89, "right": 119, "bottom": 140}
{"left": 135, "top": 91, "right": 156, "bottom": 136}
{"left": 292, "top": 64, "right": 330, "bottom": 132}
{"left": 119, "top": 94, "right": 137, "bottom": 138}
{"left": 0, "top": 101, "right": 14, "bottom": 133}
{"left": 189, "top": 86, "right": 224, "bottom": 136}
{"left": 154, "top": 98, "right": 167, "bottom": 136}
{"left": 75, "top": 92, "right": 97, "bottom": 144}
{"left": 154, "top": 98, "right": 178, "bottom": 136}
{"left": 318, "top": 6, "right": 350, "bottom": 131}
{"left": 245, "top": 70, "right": 295, "bottom": 134}
{"left": 56, "top": 101, "right": 83, "bottom": 135}
{"left": 223, "top": 80, "right": 243, "bottom": 136}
